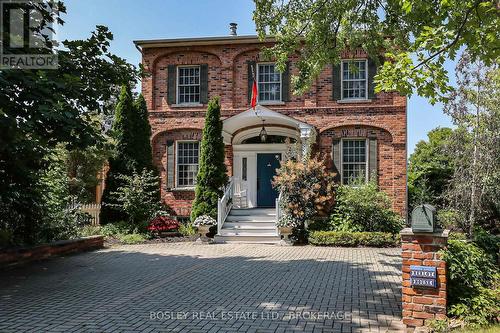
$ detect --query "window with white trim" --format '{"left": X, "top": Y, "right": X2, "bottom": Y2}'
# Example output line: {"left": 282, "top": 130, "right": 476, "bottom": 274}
{"left": 257, "top": 63, "right": 281, "bottom": 102}
{"left": 341, "top": 60, "right": 367, "bottom": 100}
{"left": 342, "top": 139, "right": 367, "bottom": 184}
{"left": 177, "top": 66, "right": 200, "bottom": 104}
{"left": 176, "top": 141, "right": 199, "bottom": 187}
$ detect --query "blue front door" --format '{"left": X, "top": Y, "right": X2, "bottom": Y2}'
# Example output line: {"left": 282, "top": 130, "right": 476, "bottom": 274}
{"left": 257, "top": 153, "right": 281, "bottom": 207}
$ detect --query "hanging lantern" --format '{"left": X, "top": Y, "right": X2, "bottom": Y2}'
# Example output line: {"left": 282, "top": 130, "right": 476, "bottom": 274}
{"left": 259, "top": 120, "right": 267, "bottom": 142}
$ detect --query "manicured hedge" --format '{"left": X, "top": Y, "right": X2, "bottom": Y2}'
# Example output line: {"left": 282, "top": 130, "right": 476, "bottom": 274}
{"left": 308, "top": 231, "right": 400, "bottom": 247}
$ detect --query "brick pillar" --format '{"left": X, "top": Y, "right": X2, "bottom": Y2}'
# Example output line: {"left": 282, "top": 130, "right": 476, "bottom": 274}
{"left": 400, "top": 228, "right": 449, "bottom": 331}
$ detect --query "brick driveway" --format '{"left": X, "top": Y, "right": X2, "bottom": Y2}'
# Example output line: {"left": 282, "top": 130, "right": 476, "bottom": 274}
{"left": 0, "top": 243, "right": 403, "bottom": 332}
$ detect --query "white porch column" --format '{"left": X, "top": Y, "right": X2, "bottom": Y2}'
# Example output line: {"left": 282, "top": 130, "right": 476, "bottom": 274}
{"left": 299, "top": 124, "right": 316, "bottom": 161}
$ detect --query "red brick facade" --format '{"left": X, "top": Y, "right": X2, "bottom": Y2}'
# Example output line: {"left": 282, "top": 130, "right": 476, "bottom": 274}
{"left": 137, "top": 36, "right": 407, "bottom": 218}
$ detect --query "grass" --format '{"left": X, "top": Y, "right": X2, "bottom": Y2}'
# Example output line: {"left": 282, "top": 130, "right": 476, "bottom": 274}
{"left": 117, "top": 233, "right": 147, "bottom": 245}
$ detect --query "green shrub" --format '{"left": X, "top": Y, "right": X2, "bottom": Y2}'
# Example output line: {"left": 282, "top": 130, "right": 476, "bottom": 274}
{"left": 178, "top": 223, "right": 196, "bottom": 237}
{"left": 473, "top": 228, "right": 500, "bottom": 263}
{"left": 440, "top": 240, "right": 499, "bottom": 326}
{"left": 191, "top": 97, "right": 228, "bottom": 221}
{"left": 109, "top": 169, "right": 161, "bottom": 232}
{"left": 118, "top": 233, "right": 147, "bottom": 244}
{"left": 308, "top": 231, "right": 399, "bottom": 247}
{"left": 99, "top": 222, "right": 130, "bottom": 238}
{"left": 329, "top": 180, "right": 404, "bottom": 234}
{"left": 78, "top": 225, "right": 102, "bottom": 237}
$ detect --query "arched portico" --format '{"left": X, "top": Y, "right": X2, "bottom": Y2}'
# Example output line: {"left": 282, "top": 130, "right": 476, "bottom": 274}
{"left": 223, "top": 105, "right": 316, "bottom": 208}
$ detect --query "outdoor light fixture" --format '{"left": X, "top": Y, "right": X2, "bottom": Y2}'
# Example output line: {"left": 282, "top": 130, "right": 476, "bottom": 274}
{"left": 259, "top": 120, "right": 267, "bottom": 142}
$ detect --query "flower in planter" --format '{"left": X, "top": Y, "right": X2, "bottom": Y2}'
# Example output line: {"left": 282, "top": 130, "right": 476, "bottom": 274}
{"left": 147, "top": 215, "right": 179, "bottom": 232}
{"left": 192, "top": 215, "right": 216, "bottom": 227}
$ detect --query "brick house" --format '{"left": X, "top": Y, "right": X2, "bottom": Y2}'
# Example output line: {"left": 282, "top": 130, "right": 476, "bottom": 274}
{"left": 134, "top": 29, "right": 407, "bottom": 241}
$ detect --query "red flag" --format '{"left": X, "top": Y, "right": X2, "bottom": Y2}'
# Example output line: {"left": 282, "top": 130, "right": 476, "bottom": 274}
{"left": 251, "top": 80, "right": 258, "bottom": 109}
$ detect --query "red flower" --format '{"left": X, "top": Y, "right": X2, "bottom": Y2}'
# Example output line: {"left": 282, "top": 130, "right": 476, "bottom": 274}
{"left": 147, "top": 216, "right": 179, "bottom": 232}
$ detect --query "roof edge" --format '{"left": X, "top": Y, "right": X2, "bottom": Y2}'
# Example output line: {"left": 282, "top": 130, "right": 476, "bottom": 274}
{"left": 133, "top": 35, "right": 276, "bottom": 48}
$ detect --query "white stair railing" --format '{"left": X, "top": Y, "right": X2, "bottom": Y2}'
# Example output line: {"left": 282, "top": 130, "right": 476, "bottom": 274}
{"left": 275, "top": 191, "right": 283, "bottom": 233}
{"left": 217, "top": 177, "right": 234, "bottom": 235}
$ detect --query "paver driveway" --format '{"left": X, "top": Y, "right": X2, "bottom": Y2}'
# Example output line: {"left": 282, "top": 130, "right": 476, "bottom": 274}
{"left": 0, "top": 243, "right": 403, "bottom": 332}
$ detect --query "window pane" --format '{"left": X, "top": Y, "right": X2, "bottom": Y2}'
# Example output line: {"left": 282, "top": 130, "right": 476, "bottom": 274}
{"left": 177, "top": 141, "right": 200, "bottom": 187}
{"left": 342, "top": 139, "right": 367, "bottom": 184}
{"left": 257, "top": 63, "right": 281, "bottom": 102}
{"left": 341, "top": 60, "right": 367, "bottom": 100}
{"left": 177, "top": 66, "right": 200, "bottom": 104}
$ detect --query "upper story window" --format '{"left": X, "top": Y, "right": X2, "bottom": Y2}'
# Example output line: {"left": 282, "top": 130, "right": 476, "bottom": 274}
{"left": 341, "top": 60, "right": 367, "bottom": 100}
{"left": 176, "top": 141, "right": 199, "bottom": 187}
{"left": 341, "top": 139, "right": 367, "bottom": 184}
{"left": 257, "top": 63, "right": 281, "bottom": 102}
{"left": 177, "top": 66, "right": 200, "bottom": 104}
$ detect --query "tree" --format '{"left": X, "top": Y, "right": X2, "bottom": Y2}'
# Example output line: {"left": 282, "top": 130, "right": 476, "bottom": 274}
{"left": 0, "top": 2, "right": 138, "bottom": 244}
{"left": 100, "top": 87, "right": 157, "bottom": 224}
{"left": 408, "top": 127, "right": 454, "bottom": 211}
{"left": 191, "top": 97, "right": 228, "bottom": 221}
{"left": 253, "top": 0, "right": 499, "bottom": 103}
{"left": 444, "top": 53, "right": 499, "bottom": 236}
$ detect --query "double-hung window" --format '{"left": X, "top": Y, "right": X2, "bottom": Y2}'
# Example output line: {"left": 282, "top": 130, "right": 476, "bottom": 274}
{"left": 177, "top": 66, "right": 200, "bottom": 104}
{"left": 257, "top": 63, "right": 281, "bottom": 102}
{"left": 341, "top": 139, "right": 367, "bottom": 184}
{"left": 341, "top": 60, "right": 367, "bottom": 100}
{"left": 176, "top": 141, "right": 199, "bottom": 187}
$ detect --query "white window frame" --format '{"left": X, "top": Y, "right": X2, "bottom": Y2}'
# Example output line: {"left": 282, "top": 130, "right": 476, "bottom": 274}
{"left": 256, "top": 62, "right": 282, "bottom": 103}
{"left": 340, "top": 138, "right": 369, "bottom": 185}
{"left": 176, "top": 65, "right": 201, "bottom": 105}
{"left": 175, "top": 140, "right": 200, "bottom": 188}
{"left": 340, "top": 59, "right": 368, "bottom": 101}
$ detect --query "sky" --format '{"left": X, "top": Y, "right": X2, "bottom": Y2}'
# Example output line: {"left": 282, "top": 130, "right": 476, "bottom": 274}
{"left": 58, "top": 0, "right": 454, "bottom": 156}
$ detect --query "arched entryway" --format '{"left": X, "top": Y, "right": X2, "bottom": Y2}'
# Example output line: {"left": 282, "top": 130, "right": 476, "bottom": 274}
{"left": 223, "top": 105, "right": 315, "bottom": 208}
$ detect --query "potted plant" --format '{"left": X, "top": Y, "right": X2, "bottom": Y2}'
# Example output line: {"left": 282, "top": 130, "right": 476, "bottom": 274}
{"left": 276, "top": 213, "right": 300, "bottom": 245}
{"left": 193, "top": 215, "right": 216, "bottom": 242}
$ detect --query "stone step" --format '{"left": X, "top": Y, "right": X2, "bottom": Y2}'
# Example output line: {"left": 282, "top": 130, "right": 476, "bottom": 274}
{"left": 214, "top": 235, "right": 281, "bottom": 244}
{"left": 223, "top": 222, "right": 276, "bottom": 229}
{"left": 229, "top": 208, "right": 276, "bottom": 217}
{"left": 219, "top": 229, "right": 278, "bottom": 236}
{"left": 225, "top": 215, "right": 275, "bottom": 223}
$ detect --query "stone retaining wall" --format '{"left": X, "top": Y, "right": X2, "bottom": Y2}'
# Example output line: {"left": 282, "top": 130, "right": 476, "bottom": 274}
{"left": 0, "top": 236, "right": 104, "bottom": 266}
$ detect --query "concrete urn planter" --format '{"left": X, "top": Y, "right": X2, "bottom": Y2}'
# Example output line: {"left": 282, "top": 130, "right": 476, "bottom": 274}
{"left": 196, "top": 225, "right": 212, "bottom": 243}
{"left": 278, "top": 226, "right": 293, "bottom": 245}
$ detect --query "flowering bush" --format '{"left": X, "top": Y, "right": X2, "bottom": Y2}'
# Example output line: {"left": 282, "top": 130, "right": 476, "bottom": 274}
{"left": 273, "top": 154, "right": 336, "bottom": 228}
{"left": 193, "top": 215, "right": 216, "bottom": 227}
{"left": 147, "top": 215, "right": 179, "bottom": 233}
{"left": 276, "top": 213, "right": 301, "bottom": 228}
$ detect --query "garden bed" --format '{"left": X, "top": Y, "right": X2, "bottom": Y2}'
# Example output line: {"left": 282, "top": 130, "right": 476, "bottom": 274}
{"left": 0, "top": 235, "right": 104, "bottom": 266}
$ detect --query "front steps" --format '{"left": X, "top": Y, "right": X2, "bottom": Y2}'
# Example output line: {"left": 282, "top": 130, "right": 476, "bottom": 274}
{"left": 214, "top": 208, "right": 281, "bottom": 244}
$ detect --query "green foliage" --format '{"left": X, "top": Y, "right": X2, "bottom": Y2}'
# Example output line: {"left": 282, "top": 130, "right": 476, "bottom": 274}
{"left": 254, "top": 0, "right": 499, "bottom": 103}
{"left": 273, "top": 154, "right": 335, "bottom": 227}
{"left": 0, "top": 11, "right": 138, "bottom": 245}
{"left": 308, "top": 231, "right": 399, "bottom": 247}
{"left": 473, "top": 228, "right": 500, "bottom": 263}
{"left": 408, "top": 128, "right": 454, "bottom": 210}
{"left": 78, "top": 225, "right": 102, "bottom": 237}
{"left": 101, "top": 86, "right": 158, "bottom": 224}
{"left": 117, "top": 233, "right": 147, "bottom": 245}
{"left": 178, "top": 223, "right": 196, "bottom": 237}
{"left": 191, "top": 97, "right": 228, "bottom": 221}
{"left": 109, "top": 169, "right": 161, "bottom": 232}
{"left": 444, "top": 56, "right": 500, "bottom": 235}
{"left": 440, "top": 240, "right": 499, "bottom": 326}
{"left": 329, "top": 180, "right": 403, "bottom": 234}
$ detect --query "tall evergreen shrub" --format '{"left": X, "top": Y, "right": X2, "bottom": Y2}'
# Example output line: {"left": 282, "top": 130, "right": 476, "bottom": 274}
{"left": 191, "top": 97, "right": 228, "bottom": 221}
{"left": 100, "top": 86, "right": 157, "bottom": 223}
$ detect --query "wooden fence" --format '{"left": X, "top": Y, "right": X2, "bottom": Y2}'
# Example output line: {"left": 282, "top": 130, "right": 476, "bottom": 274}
{"left": 70, "top": 203, "right": 101, "bottom": 226}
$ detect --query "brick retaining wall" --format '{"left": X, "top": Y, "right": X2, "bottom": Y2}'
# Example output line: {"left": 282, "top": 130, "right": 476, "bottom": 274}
{"left": 0, "top": 236, "right": 104, "bottom": 266}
